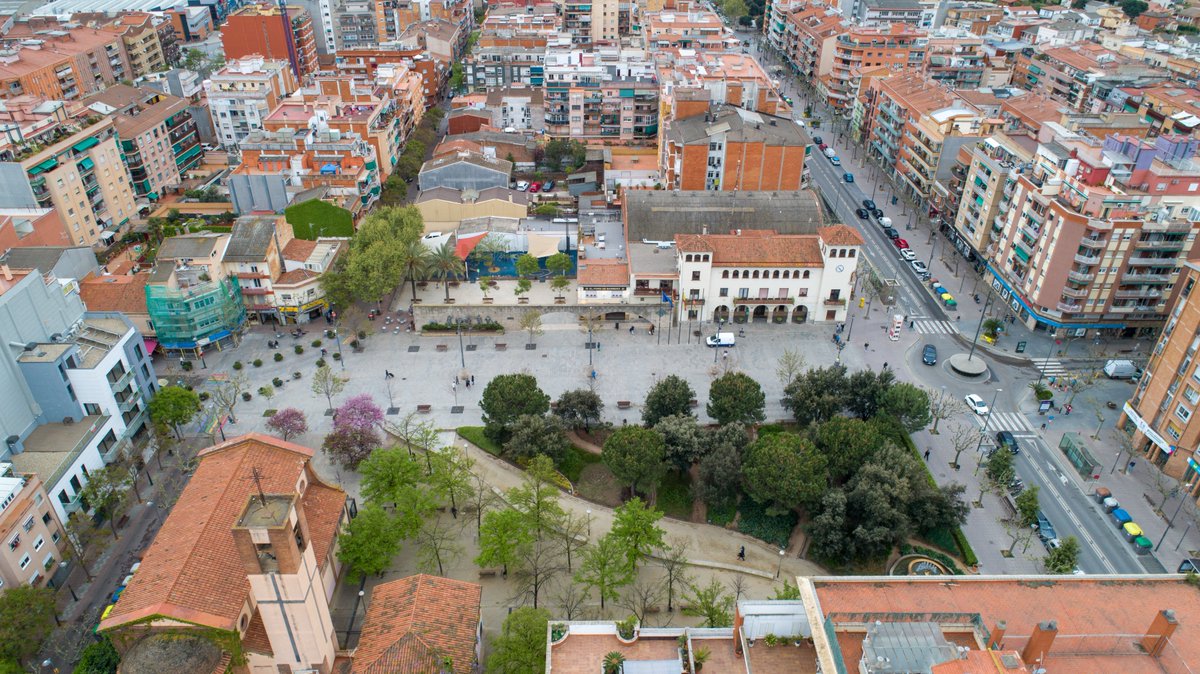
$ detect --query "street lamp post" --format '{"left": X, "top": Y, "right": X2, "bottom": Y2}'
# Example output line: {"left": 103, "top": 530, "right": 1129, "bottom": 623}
{"left": 966, "top": 291, "right": 994, "bottom": 363}
{"left": 1156, "top": 483, "right": 1195, "bottom": 551}
{"left": 586, "top": 508, "right": 592, "bottom": 538}
{"left": 775, "top": 548, "right": 786, "bottom": 578}
{"left": 330, "top": 310, "right": 345, "bottom": 369}
{"left": 973, "top": 388, "right": 1004, "bottom": 455}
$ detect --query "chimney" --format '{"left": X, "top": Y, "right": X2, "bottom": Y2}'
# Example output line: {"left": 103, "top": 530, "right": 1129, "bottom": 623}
{"left": 1021, "top": 621, "right": 1058, "bottom": 666}
{"left": 987, "top": 621, "right": 1007, "bottom": 650}
{"left": 1, "top": 264, "right": 10, "bottom": 281}
{"left": 1141, "top": 610, "right": 1178, "bottom": 658}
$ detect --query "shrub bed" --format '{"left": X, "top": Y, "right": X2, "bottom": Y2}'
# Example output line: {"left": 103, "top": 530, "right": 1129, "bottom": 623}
{"left": 707, "top": 500, "right": 736, "bottom": 527}
{"left": 422, "top": 321, "right": 504, "bottom": 332}
{"left": 736, "top": 498, "right": 797, "bottom": 548}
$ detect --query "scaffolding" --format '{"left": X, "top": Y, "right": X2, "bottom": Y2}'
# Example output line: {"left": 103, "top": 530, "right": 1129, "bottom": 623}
{"left": 146, "top": 276, "right": 247, "bottom": 353}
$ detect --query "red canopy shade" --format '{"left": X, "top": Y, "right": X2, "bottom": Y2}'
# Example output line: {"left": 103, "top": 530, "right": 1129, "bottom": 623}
{"left": 454, "top": 232, "right": 488, "bottom": 260}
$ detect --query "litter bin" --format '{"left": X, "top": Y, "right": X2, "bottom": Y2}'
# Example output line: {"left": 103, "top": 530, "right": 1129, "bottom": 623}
{"left": 1102, "top": 497, "right": 1120, "bottom": 513}
{"left": 1134, "top": 536, "right": 1153, "bottom": 555}
{"left": 1122, "top": 522, "right": 1143, "bottom": 542}
{"left": 1094, "top": 487, "right": 1111, "bottom": 504}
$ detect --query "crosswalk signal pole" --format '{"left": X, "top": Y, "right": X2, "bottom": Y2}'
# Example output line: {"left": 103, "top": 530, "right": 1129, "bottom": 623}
{"left": 1035, "top": 335, "right": 1056, "bottom": 388}
{"left": 966, "top": 291, "right": 993, "bottom": 363}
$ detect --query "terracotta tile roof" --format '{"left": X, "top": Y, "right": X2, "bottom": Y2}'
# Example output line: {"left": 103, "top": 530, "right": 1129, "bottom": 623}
{"left": 818, "top": 224, "right": 864, "bottom": 246}
{"left": 675, "top": 232, "right": 825, "bottom": 267}
{"left": 99, "top": 434, "right": 346, "bottom": 633}
{"left": 813, "top": 576, "right": 1200, "bottom": 674}
{"left": 577, "top": 259, "right": 630, "bottom": 286}
{"left": 79, "top": 273, "right": 150, "bottom": 315}
{"left": 282, "top": 237, "right": 319, "bottom": 262}
{"left": 276, "top": 268, "right": 321, "bottom": 285}
{"left": 353, "top": 574, "right": 482, "bottom": 674}
{"left": 241, "top": 610, "right": 273, "bottom": 656}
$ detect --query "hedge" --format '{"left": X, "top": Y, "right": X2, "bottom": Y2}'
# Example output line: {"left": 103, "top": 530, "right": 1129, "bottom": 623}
{"left": 284, "top": 199, "right": 354, "bottom": 240}
{"left": 899, "top": 543, "right": 964, "bottom": 575}
{"left": 423, "top": 321, "right": 503, "bottom": 332}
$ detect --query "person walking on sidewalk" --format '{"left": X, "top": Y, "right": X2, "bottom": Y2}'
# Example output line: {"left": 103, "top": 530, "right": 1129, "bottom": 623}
{"left": 737, "top": 546, "right": 746, "bottom": 561}
{"left": 924, "top": 449, "right": 931, "bottom": 461}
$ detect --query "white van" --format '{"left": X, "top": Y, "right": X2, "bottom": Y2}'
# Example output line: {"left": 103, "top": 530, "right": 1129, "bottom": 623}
{"left": 1103, "top": 359, "right": 1139, "bottom": 379}
{"left": 878, "top": 217, "right": 893, "bottom": 228}
{"left": 706, "top": 332, "right": 736, "bottom": 347}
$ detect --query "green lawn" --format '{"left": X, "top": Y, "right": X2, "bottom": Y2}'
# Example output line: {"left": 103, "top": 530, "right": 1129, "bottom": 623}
{"left": 559, "top": 445, "right": 601, "bottom": 483}
{"left": 456, "top": 426, "right": 501, "bottom": 456}
{"left": 285, "top": 199, "right": 354, "bottom": 239}
{"left": 657, "top": 471, "right": 693, "bottom": 521}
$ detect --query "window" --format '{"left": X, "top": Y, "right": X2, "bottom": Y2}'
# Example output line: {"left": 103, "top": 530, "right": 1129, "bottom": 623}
{"left": 42, "top": 512, "right": 51, "bottom": 526}
{"left": 722, "top": 270, "right": 729, "bottom": 278}
{"left": 23, "top": 517, "right": 34, "bottom": 532}
{"left": 719, "top": 288, "right": 728, "bottom": 297}
{"left": 7, "top": 535, "right": 18, "bottom": 551}
{"left": 1176, "top": 403, "right": 1192, "bottom": 423}
{"left": 33, "top": 536, "right": 43, "bottom": 551}
{"left": 803, "top": 271, "right": 811, "bottom": 279}
{"left": 691, "top": 271, "right": 700, "bottom": 281}
{"left": 18, "top": 554, "right": 29, "bottom": 570}
{"left": 737, "top": 288, "right": 749, "bottom": 299}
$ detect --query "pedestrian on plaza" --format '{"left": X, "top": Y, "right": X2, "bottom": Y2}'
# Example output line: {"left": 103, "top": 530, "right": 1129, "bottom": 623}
{"left": 321, "top": 348, "right": 327, "bottom": 356}
{"left": 883, "top": 362, "right": 889, "bottom": 369}
{"left": 471, "top": 375, "right": 475, "bottom": 385}
{"left": 737, "top": 546, "right": 746, "bottom": 561}
{"left": 615, "top": 322, "right": 620, "bottom": 330}
{"left": 465, "top": 379, "right": 470, "bottom": 389}
{"left": 1128, "top": 460, "right": 1137, "bottom": 473}
{"left": 864, "top": 342, "right": 869, "bottom": 349}
{"left": 1041, "top": 422, "right": 1047, "bottom": 430}
{"left": 454, "top": 375, "right": 459, "bottom": 385}
{"left": 924, "top": 449, "right": 931, "bottom": 461}
{"left": 629, "top": 325, "right": 635, "bottom": 334}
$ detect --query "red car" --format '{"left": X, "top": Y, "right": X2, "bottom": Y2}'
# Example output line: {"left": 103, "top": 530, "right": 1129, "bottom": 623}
{"left": 528, "top": 182, "right": 542, "bottom": 193}
{"left": 819, "top": 143, "right": 828, "bottom": 151}
{"left": 893, "top": 238, "right": 909, "bottom": 250}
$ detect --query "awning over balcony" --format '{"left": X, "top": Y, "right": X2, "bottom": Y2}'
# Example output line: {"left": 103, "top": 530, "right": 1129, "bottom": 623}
{"left": 28, "top": 157, "right": 58, "bottom": 175}
{"left": 72, "top": 137, "right": 100, "bottom": 153}
{"left": 1013, "top": 247, "right": 1030, "bottom": 263}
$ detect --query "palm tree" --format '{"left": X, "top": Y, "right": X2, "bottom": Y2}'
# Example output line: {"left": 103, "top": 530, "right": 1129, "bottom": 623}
{"left": 429, "top": 243, "right": 466, "bottom": 301}
{"left": 397, "top": 239, "right": 431, "bottom": 301}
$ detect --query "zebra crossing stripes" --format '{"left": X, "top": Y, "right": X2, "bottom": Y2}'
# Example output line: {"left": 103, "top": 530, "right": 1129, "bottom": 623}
{"left": 911, "top": 320, "right": 958, "bottom": 335}
{"left": 1032, "top": 357, "right": 1069, "bottom": 377}
{"left": 973, "top": 411, "right": 1037, "bottom": 434}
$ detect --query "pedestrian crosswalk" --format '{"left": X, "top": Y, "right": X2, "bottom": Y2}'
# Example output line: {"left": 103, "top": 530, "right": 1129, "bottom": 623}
{"left": 1032, "top": 357, "right": 1069, "bottom": 377}
{"left": 912, "top": 320, "right": 959, "bottom": 335}
{"left": 973, "top": 411, "right": 1038, "bottom": 435}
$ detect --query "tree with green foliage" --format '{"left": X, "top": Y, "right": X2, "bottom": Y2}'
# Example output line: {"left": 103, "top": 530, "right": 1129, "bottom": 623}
{"left": 481, "top": 373, "right": 551, "bottom": 442}
{"left": 79, "top": 466, "right": 132, "bottom": 538}
{"left": 429, "top": 242, "right": 466, "bottom": 301}
{"left": 477, "top": 507, "right": 532, "bottom": 576}
{"left": 696, "top": 440, "right": 740, "bottom": 508}
{"left": 655, "top": 414, "right": 709, "bottom": 471}
{"left": 575, "top": 534, "right": 634, "bottom": 610}
{"left": 682, "top": 578, "right": 734, "bottom": 627}
{"left": 485, "top": 607, "right": 550, "bottom": 674}
{"left": 359, "top": 446, "right": 436, "bottom": 537}
{"left": 722, "top": 0, "right": 749, "bottom": 17}
{"left": 555, "top": 388, "right": 604, "bottom": 431}
{"left": 518, "top": 310, "right": 543, "bottom": 346}
{"left": 509, "top": 455, "right": 566, "bottom": 541}
{"left": 880, "top": 382, "right": 932, "bottom": 432}
{"left": 1044, "top": 536, "right": 1080, "bottom": 574}
{"left": 707, "top": 371, "right": 766, "bottom": 426}
{"left": 516, "top": 253, "right": 541, "bottom": 279}
{"left": 321, "top": 206, "right": 426, "bottom": 304}
{"left": 608, "top": 497, "right": 666, "bottom": 572}
{"left": 337, "top": 504, "right": 404, "bottom": 580}
{"left": 783, "top": 364, "right": 848, "bottom": 427}
{"left": 1016, "top": 485, "right": 1041, "bottom": 527}
{"left": 982, "top": 446, "right": 1016, "bottom": 502}
{"left": 814, "top": 417, "right": 886, "bottom": 484}
{"left": 845, "top": 368, "right": 896, "bottom": 420}
{"left": 0, "top": 586, "right": 55, "bottom": 665}
{"left": 449, "top": 61, "right": 464, "bottom": 90}
{"left": 397, "top": 237, "right": 432, "bottom": 300}
{"left": 312, "top": 363, "right": 348, "bottom": 412}
{"left": 74, "top": 635, "right": 120, "bottom": 674}
{"left": 742, "top": 432, "right": 828, "bottom": 514}
{"left": 546, "top": 252, "right": 572, "bottom": 277}
{"left": 1120, "top": 0, "right": 1148, "bottom": 18}
{"left": 543, "top": 139, "right": 588, "bottom": 172}
{"left": 602, "top": 426, "right": 668, "bottom": 497}
{"left": 428, "top": 445, "right": 475, "bottom": 517}
{"left": 504, "top": 414, "right": 570, "bottom": 465}
{"left": 642, "top": 374, "right": 695, "bottom": 426}
{"left": 807, "top": 489, "right": 851, "bottom": 563}
{"left": 148, "top": 385, "right": 200, "bottom": 438}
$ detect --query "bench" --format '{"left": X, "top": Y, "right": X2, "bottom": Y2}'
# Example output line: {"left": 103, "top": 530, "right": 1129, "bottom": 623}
{"left": 436, "top": 344, "right": 448, "bottom": 352}
{"left": 417, "top": 404, "right": 432, "bottom": 413}
{"left": 477, "top": 568, "right": 497, "bottom": 578}
{"left": 689, "top": 398, "right": 698, "bottom": 408}
{"left": 495, "top": 343, "right": 507, "bottom": 351}
{"left": 617, "top": 400, "right": 632, "bottom": 409}
{"left": 550, "top": 401, "right": 559, "bottom": 411}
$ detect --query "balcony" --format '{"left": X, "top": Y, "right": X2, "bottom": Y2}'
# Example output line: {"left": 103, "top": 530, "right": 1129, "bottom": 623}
{"left": 1074, "top": 252, "right": 1101, "bottom": 265}
{"left": 1136, "top": 238, "right": 1186, "bottom": 251}
{"left": 733, "top": 296, "right": 795, "bottom": 304}
{"left": 1061, "top": 286, "right": 1088, "bottom": 299}
{"left": 108, "top": 368, "right": 133, "bottom": 392}
{"left": 61, "top": 493, "right": 83, "bottom": 515}
{"left": 1057, "top": 301, "right": 1083, "bottom": 313}
{"left": 1114, "top": 288, "right": 1163, "bottom": 300}
{"left": 1127, "top": 255, "right": 1174, "bottom": 266}
{"left": 101, "top": 437, "right": 130, "bottom": 464}
{"left": 824, "top": 297, "right": 847, "bottom": 306}
{"left": 1079, "top": 236, "right": 1105, "bottom": 250}
{"left": 1067, "top": 270, "right": 1095, "bottom": 283}
{"left": 1122, "top": 272, "right": 1171, "bottom": 284}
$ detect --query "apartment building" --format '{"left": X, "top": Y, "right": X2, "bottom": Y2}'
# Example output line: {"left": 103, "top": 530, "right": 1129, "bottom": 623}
{"left": 563, "top": 0, "right": 619, "bottom": 46}
{"left": 642, "top": 10, "right": 735, "bottom": 50}
{"left": 334, "top": 48, "right": 448, "bottom": 106}
{"left": 380, "top": 0, "right": 472, "bottom": 44}
{"left": 205, "top": 57, "right": 300, "bottom": 149}
{"left": 221, "top": 4, "right": 319, "bottom": 81}
{"left": 819, "top": 24, "right": 926, "bottom": 114}
{"left": 330, "top": 0, "right": 380, "bottom": 50}
{"left": 276, "top": 237, "right": 341, "bottom": 323}
{"left": 0, "top": 117, "right": 138, "bottom": 247}
{"left": 99, "top": 434, "right": 349, "bottom": 673}
{"left": 476, "top": 5, "right": 560, "bottom": 48}
{"left": 106, "top": 12, "right": 175, "bottom": 78}
{"left": 464, "top": 43, "right": 550, "bottom": 91}
{"left": 782, "top": 3, "right": 847, "bottom": 85}
{"left": 987, "top": 133, "right": 1200, "bottom": 336}
{"left": 0, "top": 469, "right": 65, "bottom": 590}
{"left": 850, "top": 0, "right": 926, "bottom": 27}
{"left": 221, "top": 215, "right": 293, "bottom": 324}
{"left": 859, "top": 72, "right": 991, "bottom": 207}
{"left": 662, "top": 105, "right": 809, "bottom": 191}
{"left": 1012, "top": 44, "right": 1148, "bottom": 113}
{"left": 942, "top": 2, "right": 1004, "bottom": 34}
{"left": 76, "top": 85, "right": 201, "bottom": 200}
{"left": 1133, "top": 84, "right": 1200, "bottom": 137}
{"left": 146, "top": 233, "right": 245, "bottom": 354}
{"left": 923, "top": 31, "right": 986, "bottom": 89}
{"left": 543, "top": 47, "right": 657, "bottom": 141}
{"left": 166, "top": 6, "right": 213, "bottom": 43}
{"left": 656, "top": 51, "right": 787, "bottom": 116}
{"left": 485, "top": 85, "right": 545, "bottom": 132}
{"left": 0, "top": 28, "right": 131, "bottom": 102}
{"left": 942, "top": 132, "right": 1035, "bottom": 265}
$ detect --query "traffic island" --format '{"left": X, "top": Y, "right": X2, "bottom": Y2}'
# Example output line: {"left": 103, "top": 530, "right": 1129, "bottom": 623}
{"left": 948, "top": 353, "right": 989, "bottom": 377}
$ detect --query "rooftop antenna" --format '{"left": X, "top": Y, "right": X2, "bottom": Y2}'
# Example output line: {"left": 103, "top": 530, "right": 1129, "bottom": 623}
{"left": 249, "top": 466, "right": 268, "bottom": 507}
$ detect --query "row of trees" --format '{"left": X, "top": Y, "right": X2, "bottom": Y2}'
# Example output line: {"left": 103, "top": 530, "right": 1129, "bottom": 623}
{"left": 381, "top": 107, "right": 446, "bottom": 204}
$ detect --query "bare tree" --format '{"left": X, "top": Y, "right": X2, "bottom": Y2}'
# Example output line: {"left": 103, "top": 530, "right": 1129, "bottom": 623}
{"left": 948, "top": 421, "right": 977, "bottom": 470}
{"left": 775, "top": 349, "right": 807, "bottom": 387}
{"left": 512, "top": 538, "right": 562, "bottom": 609}
{"left": 1065, "top": 372, "right": 1097, "bottom": 405}
{"left": 466, "top": 472, "right": 498, "bottom": 540}
{"left": 558, "top": 510, "right": 590, "bottom": 572}
{"left": 620, "top": 574, "right": 667, "bottom": 625}
{"left": 209, "top": 373, "right": 248, "bottom": 424}
{"left": 311, "top": 364, "right": 348, "bottom": 412}
{"left": 1152, "top": 467, "right": 1178, "bottom": 511}
{"left": 729, "top": 574, "right": 750, "bottom": 603}
{"left": 519, "top": 310, "right": 544, "bottom": 346}
{"left": 656, "top": 538, "right": 692, "bottom": 613}
{"left": 552, "top": 580, "right": 592, "bottom": 620}
{"left": 926, "top": 387, "right": 959, "bottom": 435}
{"left": 417, "top": 515, "right": 464, "bottom": 576}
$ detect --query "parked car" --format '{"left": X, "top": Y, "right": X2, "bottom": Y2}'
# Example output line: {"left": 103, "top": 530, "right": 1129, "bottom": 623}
{"left": 1036, "top": 512, "right": 1061, "bottom": 549}
{"left": 819, "top": 143, "right": 829, "bottom": 151}
{"left": 883, "top": 227, "right": 899, "bottom": 239}
{"left": 910, "top": 260, "right": 928, "bottom": 275}
{"left": 813, "top": 136, "right": 824, "bottom": 145}
{"left": 964, "top": 393, "right": 989, "bottom": 415}
{"left": 996, "top": 430, "right": 1020, "bottom": 454}
{"left": 830, "top": 156, "right": 841, "bottom": 166}
{"left": 542, "top": 180, "right": 556, "bottom": 192}
{"left": 856, "top": 208, "right": 869, "bottom": 219}
{"left": 823, "top": 147, "right": 836, "bottom": 158}
{"left": 863, "top": 199, "right": 876, "bottom": 211}
{"left": 893, "top": 238, "right": 909, "bottom": 249}
{"left": 879, "top": 216, "right": 894, "bottom": 228}
{"left": 528, "top": 182, "right": 542, "bottom": 193}
{"left": 873, "top": 208, "right": 885, "bottom": 219}
{"left": 899, "top": 249, "right": 916, "bottom": 261}
{"left": 922, "top": 344, "right": 937, "bottom": 365}
{"left": 516, "top": 180, "right": 530, "bottom": 191}
{"left": 844, "top": 173, "right": 854, "bottom": 183}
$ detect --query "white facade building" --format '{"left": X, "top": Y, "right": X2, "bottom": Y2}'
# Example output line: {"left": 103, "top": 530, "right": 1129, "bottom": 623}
{"left": 205, "top": 58, "right": 298, "bottom": 149}
{"left": 674, "top": 226, "right": 862, "bottom": 325}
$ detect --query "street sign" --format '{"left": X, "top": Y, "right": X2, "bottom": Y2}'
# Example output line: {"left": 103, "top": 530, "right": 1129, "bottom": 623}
{"left": 1016, "top": 340, "right": 1027, "bottom": 353}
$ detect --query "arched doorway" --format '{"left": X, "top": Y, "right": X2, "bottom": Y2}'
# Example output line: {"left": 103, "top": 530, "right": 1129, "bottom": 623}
{"left": 733, "top": 305, "right": 750, "bottom": 323}
{"left": 752, "top": 305, "right": 768, "bottom": 323}
{"left": 792, "top": 306, "right": 808, "bottom": 324}
{"left": 772, "top": 305, "right": 789, "bottom": 323}
{"left": 713, "top": 305, "right": 730, "bottom": 324}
